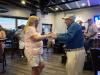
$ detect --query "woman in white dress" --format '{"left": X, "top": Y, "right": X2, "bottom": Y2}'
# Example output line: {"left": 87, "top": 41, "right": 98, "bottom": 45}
{"left": 24, "top": 16, "right": 52, "bottom": 75}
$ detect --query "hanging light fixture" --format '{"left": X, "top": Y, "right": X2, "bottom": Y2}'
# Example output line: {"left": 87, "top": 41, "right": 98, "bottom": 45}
{"left": 21, "top": 0, "right": 26, "bottom": 5}
{"left": 55, "top": 7, "right": 59, "bottom": 11}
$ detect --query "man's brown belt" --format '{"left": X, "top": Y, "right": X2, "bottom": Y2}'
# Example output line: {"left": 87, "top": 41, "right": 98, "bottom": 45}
{"left": 64, "top": 47, "right": 84, "bottom": 52}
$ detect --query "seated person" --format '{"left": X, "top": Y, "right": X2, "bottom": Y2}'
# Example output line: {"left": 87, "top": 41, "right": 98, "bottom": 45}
{"left": 0, "top": 25, "right": 6, "bottom": 60}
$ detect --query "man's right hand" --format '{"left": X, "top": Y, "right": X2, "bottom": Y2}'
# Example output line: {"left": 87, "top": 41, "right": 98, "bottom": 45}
{"left": 48, "top": 32, "right": 57, "bottom": 39}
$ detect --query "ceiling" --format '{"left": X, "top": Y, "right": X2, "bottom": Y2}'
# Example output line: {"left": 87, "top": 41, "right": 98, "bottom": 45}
{"left": 0, "top": 0, "right": 100, "bottom": 14}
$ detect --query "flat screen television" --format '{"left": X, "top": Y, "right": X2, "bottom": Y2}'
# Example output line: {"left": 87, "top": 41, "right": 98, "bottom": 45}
{"left": 94, "top": 15, "right": 100, "bottom": 28}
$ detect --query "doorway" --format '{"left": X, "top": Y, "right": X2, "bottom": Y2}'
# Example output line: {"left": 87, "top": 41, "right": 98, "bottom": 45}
{"left": 42, "top": 24, "right": 52, "bottom": 47}
{"left": 42, "top": 24, "right": 52, "bottom": 35}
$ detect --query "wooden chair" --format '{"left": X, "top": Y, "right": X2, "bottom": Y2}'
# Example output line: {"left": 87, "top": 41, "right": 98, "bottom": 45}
{"left": 11, "top": 35, "right": 24, "bottom": 59}
{"left": 0, "top": 40, "right": 6, "bottom": 73}
{"left": 91, "top": 48, "right": 100, "bottom": 75}
{"left": 11, "top": 35, "right": 19, "bottom": 59}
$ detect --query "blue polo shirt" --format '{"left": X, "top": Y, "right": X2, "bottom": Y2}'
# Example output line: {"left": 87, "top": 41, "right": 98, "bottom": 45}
{"left": 57, "top": 22, "right": 84, "bottom": 49}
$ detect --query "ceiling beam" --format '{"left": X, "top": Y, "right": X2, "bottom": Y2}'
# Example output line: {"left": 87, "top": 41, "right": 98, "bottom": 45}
{"left": 53, "top": 5, "right": 100, "bottom": 13}
{"left": 87, "top": 0, "right": 91, "bottom": 6}
{"left": 61, "top": 0, "right": 71, "bottom": 9}
{"left": 65, "top": 4, "right": 71, "bottom": 9}
{"left": 75, "top": 1, "right": 80, "bottom": 8}
{"left": 50, "top": 1, "right": 64, "bottom": 10}
{"left": 2, "top": 0, "right": 39, "bottom": 10}
{"left": 47, "top": 0, "right": 80, "bottom": 7}
{"left": 57, "top": 5, "right": 63, "bottom": 10}
{"left": 26, "top": 1, "right": 39, "bottom": 8}
{"left": 49, "top": 7, "right": 55, "bottom": 11}
{"left": 47, "top": 1, "right": 64, "bottom": 11}
{"left": 0, "top": 0, "right": 11, "bottom": 5}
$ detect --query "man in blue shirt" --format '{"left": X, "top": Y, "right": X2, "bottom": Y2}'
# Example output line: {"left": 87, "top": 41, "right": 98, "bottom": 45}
{"left": 51, "top": 15, "right": 86, "bottom": 75}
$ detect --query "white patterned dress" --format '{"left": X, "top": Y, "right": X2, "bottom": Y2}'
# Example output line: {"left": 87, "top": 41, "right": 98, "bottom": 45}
{"left": 24, "top": 26, "right": 44, "bottom": 67}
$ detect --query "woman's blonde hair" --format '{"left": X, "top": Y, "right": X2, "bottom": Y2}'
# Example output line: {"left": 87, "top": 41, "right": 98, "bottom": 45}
{"left": 24, "top": 16, "right": 39, "bottom": 33}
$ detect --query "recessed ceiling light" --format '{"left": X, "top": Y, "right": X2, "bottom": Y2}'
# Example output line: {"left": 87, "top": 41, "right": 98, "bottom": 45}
{"left": 82, "top": 3, "right": 86, "bottom": 7}
{"left": 21, "top": 0, "right": 26, "bottom": 5}
{"left": 55, "top": 7, "right": 59, "bottom": 11}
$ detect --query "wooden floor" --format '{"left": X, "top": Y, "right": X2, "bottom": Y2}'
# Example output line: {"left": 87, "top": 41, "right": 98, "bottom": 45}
{"left": 0, "top": 48, "right": 94, "bottom": 75}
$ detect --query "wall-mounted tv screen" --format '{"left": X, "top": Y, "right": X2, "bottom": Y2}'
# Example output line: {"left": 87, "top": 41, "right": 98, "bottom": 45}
{"left": 94, "top": 15, "right": 100, "bottom": 28}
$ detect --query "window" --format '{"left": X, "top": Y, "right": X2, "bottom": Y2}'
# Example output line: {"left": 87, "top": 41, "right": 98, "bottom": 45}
{"left": 17, "top": 19, "right": 28, "bottom": 26}
{"left": 0, "top": 17, "right": 16, "bottom": 30}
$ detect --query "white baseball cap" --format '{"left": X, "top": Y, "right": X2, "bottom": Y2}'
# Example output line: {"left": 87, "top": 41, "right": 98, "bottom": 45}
{"left": 62, "top": 15, "right": 76, "bottom": 21}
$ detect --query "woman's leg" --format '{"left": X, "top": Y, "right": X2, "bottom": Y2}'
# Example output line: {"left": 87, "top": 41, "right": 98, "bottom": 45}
{"left": 38, "top": 62, "right": 45, "bottom": 74}
{"left": 31, "top": 66, "right": 39, "bottom": 75}
{"left": 31, "top": 63, "right": 44, "bottom": 75}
